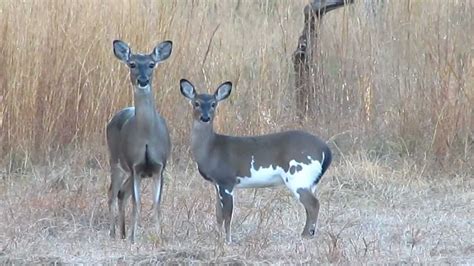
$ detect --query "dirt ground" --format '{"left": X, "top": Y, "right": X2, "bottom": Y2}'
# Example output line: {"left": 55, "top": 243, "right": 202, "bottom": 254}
{"left": 0, "top": 153, "right": 473, "bottom": 264}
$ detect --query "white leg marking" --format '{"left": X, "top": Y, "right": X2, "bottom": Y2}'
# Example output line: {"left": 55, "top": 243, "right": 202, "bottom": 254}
{"left": 216, "top": 185, "right": 224, "bottom": 207}
{"left": 134, "top": 178, "right": 140, "bottom": 201}
{"left": 154, "top": 177, "right": 162, "bottom": 204}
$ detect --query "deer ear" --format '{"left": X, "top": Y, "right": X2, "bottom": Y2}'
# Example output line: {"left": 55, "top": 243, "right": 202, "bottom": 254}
{"left": 113, "top": 40, "right": 131, "bottom": 63}
{"left": 180, "top": 79, "right": 196, "bottom": 100}
{"left": 152, "top": 41, "right": 173, "bottom": 63}
{"left": 215, "top": 81, "right": 232, "bottom": 102}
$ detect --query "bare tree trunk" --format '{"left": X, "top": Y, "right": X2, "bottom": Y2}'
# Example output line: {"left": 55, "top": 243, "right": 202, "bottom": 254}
{"left": 293, "top": 0, "right": 353, "bottom": 121}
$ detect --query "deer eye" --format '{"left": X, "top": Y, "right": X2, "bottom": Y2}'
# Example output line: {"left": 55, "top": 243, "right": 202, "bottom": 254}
{"left": 129, "top": 62, "right": 136, "bottom": 68}
{"left": 211, "top": 102, "right": 216, "bottom": 108}
{"left": 194, "top": 102, "right": 200, "bottom": 108}
{"left": 149, "top": 62, "right": 155, "bottom": 68}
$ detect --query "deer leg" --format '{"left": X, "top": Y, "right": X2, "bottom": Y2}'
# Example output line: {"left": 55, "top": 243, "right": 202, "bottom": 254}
{"left": 130, "top": 167, "right": 142, "bottom": 243}
{"left": 118, "top": 176, "right": 133, "bottom": 239}
{"left": 297, "top": 188, "right": 320, "bottom": 238}
{"left": 214, "top": 184, "right": 224, "bottom": 234}
{"left": 218, "top": 185, "right": 234, "bottom": 243}
{"left": 152, "top": 164, "right": 164, "bottom": 234}
{"left": 108, "top": 162, "right": 123, "bottom": 238}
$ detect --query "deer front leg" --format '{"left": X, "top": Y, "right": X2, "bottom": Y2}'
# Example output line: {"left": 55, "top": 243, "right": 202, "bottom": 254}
{"left": 130, "top": 168, "right": 142, "bottom": 243}
{"left": 218, "top": 184, "right": 234, "bottom": 243}
{"left": 108, "top": 162, "right": 124, "bottom": 238}
{"left": 152, "top": 165, "right": 164, "bottom": 235}
{"left": 215, "top": 184, "right": 224, "bottom": 233}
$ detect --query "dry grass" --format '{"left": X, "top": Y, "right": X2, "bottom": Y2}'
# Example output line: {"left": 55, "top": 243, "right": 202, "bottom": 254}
{"left": 1, "top": 151, "right": 473, "bottom": 264}
{"left": 1, "top": 0, "right": 472, "bottom": 162}
{"left": 0, "top": 0, "right": 473, "bottom": 264}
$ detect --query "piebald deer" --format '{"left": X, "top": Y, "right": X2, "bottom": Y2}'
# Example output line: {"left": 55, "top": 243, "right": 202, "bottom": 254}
{"left": 180, "top": 79, "right": 332, "bottom": 243}
{"left": 106, "top": 40, "right": 172, "bottom": 243}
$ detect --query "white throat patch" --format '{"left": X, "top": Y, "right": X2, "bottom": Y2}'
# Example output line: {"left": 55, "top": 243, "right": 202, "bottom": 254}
{"left": 136, "top": 84, "right": 151, "bottom": 92}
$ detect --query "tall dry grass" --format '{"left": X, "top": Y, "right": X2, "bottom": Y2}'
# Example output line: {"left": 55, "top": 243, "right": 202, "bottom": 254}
{"left": 0, "top": 0, "right": 472, "bottom": 170}
{"left": 1, "top": 1, "right": 473, "bottom": 263}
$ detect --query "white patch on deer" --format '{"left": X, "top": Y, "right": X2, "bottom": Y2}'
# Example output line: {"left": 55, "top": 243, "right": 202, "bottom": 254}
{"left": 154, "top": 179, "right": 162, "bottom": 204}
{"left": 136, "top": 84, "right": 151, "bottom": 92}
{"left": 236, "top": 156, "right": 322, "bottom": 199}
{"left": 215, "top": 185, "right": 224, "bottom": 208}
{"left": 235, "top": 156, "right": 285, "bottom": 188}
{"left": 312, "top": 152, "right": 325, "bottom": 193}
{"left": 285, "top": 156, "right": 322, "bottom": 198}
{"left": 216, "top": 185, "right": 223, "bottom": 200}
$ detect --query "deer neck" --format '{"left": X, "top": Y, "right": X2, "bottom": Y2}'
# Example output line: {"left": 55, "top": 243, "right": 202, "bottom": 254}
{"left": 133, "top": 88, "right": 157, "bottom": 133}
{"left": 191, "top": 120, "right": 216, "bottom": 165}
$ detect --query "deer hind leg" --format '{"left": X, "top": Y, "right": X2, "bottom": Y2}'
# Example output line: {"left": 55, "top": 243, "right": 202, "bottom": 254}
{"left": 152, "top": 164, "right": 165, "bottom": 235}
{"left": 297, "top": 188, "right": 320, "bottom": 238}
{"left": 217, "top": 184, "right": 234, "bottom": 243}
{"left": 108, "top": 162, "right": 124, "bottom": 238}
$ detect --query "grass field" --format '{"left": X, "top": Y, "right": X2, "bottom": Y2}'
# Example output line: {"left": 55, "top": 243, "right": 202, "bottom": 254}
{"left": 0, "top": 0, "right": 473, "bottom": 264}
{"left": 1, "top": 152, "right": 473, "bottom": 264}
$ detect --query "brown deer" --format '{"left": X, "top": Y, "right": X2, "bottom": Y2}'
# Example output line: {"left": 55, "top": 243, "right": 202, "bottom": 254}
{"left": 106, "top": 40, "right": 172, "bottom": 243}
{"left": 180, "top": 79, "right": 332, "bottom": 243}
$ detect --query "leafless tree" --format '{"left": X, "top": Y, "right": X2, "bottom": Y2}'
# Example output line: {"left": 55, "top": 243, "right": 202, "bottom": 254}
{"left": 293, "top": 0, "right": 353, "bottom": 121}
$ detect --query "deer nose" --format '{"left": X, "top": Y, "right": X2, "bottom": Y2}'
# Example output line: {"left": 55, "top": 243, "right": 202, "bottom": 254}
{"left": 200, "top": 116, "right": 211, "bottom": 123}
{"left": 137, "top": 77, "right": 149, "bottom": 87}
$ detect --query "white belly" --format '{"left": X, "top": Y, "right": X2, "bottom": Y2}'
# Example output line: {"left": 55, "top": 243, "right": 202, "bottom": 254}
{"left": 235, "top": 164, "right": 285, "bottom": 188}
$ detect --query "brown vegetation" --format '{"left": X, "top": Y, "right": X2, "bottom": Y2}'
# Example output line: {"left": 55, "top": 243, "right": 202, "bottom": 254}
{"left": 1, "top": 152, "right": 473, "bottom": 264}
{"left": 0, "top": 0, "right": 472, "bottom": 264}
